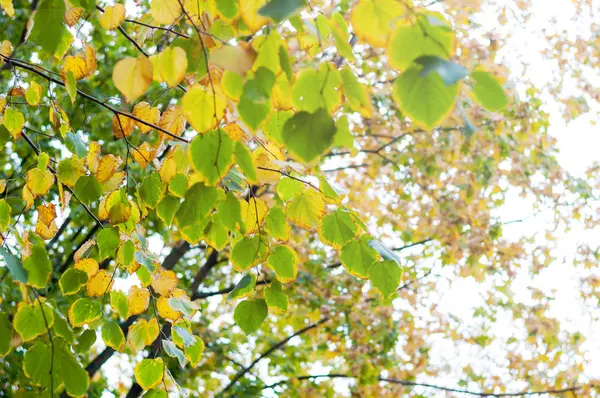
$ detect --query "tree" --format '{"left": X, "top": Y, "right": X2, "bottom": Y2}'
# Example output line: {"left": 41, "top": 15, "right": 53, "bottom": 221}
{"left": 0, "top": 0, "right": 598, "bottom": 396}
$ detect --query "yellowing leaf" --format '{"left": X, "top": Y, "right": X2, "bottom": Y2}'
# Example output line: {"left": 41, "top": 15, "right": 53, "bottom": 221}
{"left": 210, "top": 44, "right": 256, "bottom": 76}
{"left": 160, "top": 157, "right": 177, "bottom": 183}
{"left": 151, "top": 0, "right": 182, "bottom": 25}
{"left": 157, "top": 295, "right": 181, "bottom": 321}
{"left": 112, "top": 56, "right": 153, "bottom": 102}
{"left": 252, "top": 145, "right": 284, "bottom": 185}
{"left": 157, "top": 47, "right": 188, "bottom": 87}
{"left": 64, "top": 0, "right": 83, "bottom": 27}
{"left": 1, "top": 0, "right": 15, "bottom": 17}
{"left": 350, "top": 0, "right": 411, "bottom": 48}
{"left": 35, "top": 204, "right": 58, "bottom": 240}
{"left": 99, "top": 4, "right": 126, "bottom": 30}
{"left": 240, "top": 0, "right": 268, "bottom": 32}
{"left": 151, "top": 269, "right": 178, "bottom": 297}
{"left": 26, "top": 168, "right": 55, "bottom": 197}
{"left": 84, "top": 45, "right": 97, "bottom": 78}
{"left": 61, "top": 55, "right": 87, "bottom": 80}
{"left": 181, "top": 86, "right": 227, "bottom": 133}
{"left": 74, "top": 258, "right": 99, "bottom": 278}
{"left": 96, "top": 154, "right": 123, "bottom": 183}
{"left": 0, "top": 40, "right": 12, "bottom": 65}
{"left": 25, "top": 82, "right": 42, "bottom": 106}
{"left": 128, "top": 285, "right": 150, "bottom": 316}
{"left": 3, "top": 107, "right": 24, "bottom": 139}
{"left": 240, "top": 197, "right": 268, "bottom": 234}
{"left": 132, "top": 102, "right": 161, "bottom": 133}
{"left": 86, "top": 269, "right": 114, "bottom": 297}
{"left": 286, "top": 188, "right": 326, "bottom": 229}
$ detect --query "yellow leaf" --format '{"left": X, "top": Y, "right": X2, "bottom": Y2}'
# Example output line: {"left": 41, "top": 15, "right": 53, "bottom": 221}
{"left": 240, "top": 0, "right": 268, "bottom": 33}
{"left": 87, "top": 141, "right": 101, "bottom": 174}
{"left": 100, "top": 172, "right": 125, "bottom": 193}
{"left": 252, "top": 145, "right": 284, "bottom": 185}
{"left": 151, "top": 269, "right": 178, "bottom": 297}
{"left": 112, "top": 56, "right": 153, "bottom": 102}
{"left": 350, "top": 0, "right": 411, "bottom": 48}
{"left": 112, "top": 113, "right": 135, "bottom": 138}
{"left": 158, "top": 105, "right": 186, "bottom": 140}
{"left": 132, "top": 101, "right": 160, "bottom": 134}
{"left": 128, "top": 285, "right": 150, "bottom": 316}
{"left": 159, "top": 157, "right": 177, "bottom": 183}
{"left": 61, "top": 55, "right": 87, "bottom": 80}
{"left": 157, "top": 47, "right": 188, "bottom": 87}
{"left": 25, "top": 81, "right": 42, "bottom": 106}
{"left": 99, "top": 4, "right": 126, "bottom": 30}
{"left": 35, "top": 203, "right": 58, "bottom": 240}
{"left": 75, "top": 258, "right": 99, "bottom": 278}
{"left": 84, "top": 45, "right": 97, "bottom": 78}
{"left": 0, "top": 40, "right": 12, "bottom": 65}
{"left": 144, "top": 317, "right": 160, "bottom": 344}
{"left": 286, "top": 188, "right": 326, "bottom": 229}
{"left": 22, "top": 186, "right": 34, "bottom": 210}
{"left": 132, "top": 142, "right": 158, "bottom": 169}
{"left": 223, "top": 123, "right": 245, "bottom": 142}
{"left": 86, "top": 269, "right": 114, "bottom": 296}
{"left": 1, "top": 0, "right": 14, "bottom": 17}
{"left": 151, "top": 0, "right": 182, "bottom": 25}
{"left": 96, "top": 154, "right": 123, "bottom": 183}
{"left": 64, "top": 0, "right": 83, "bottom": 26}
{"left": 181, "top": 85, "right": 227, "bottom": 134}
{"left": 157, "top": 295, "right": 180, "bottom": 321}
{"left": 26, "top": 168, "right": 55, "bottom": 197}
{"left": 240, "top": 197, "right": 268, "bottom": 234}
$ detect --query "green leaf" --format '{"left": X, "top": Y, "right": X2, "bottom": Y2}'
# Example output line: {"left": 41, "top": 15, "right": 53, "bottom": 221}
{"left": 340, "top": 238, "right": 378, "bottom": 279}
{"left": 264, "top": 206, "right": 290, "bottom": 241}
{"left": 0, "top": 313, "right": 12, "bottom": 357}
{"left": 157, "top": 194, "right": 181, "bottom": 226}
{"left": 65, "top": 132, "right": 88, "bottom": 157}
{"left": 0, "top": 199, "right": 11, "bottom": 231}
{"left": 175, "top": 183, "right": 218, "bottom": 230}
{"left": 0, "top": 247, "right": 28, "bottom": 283}
{"left": 264, "top": 110, "right": 293, "bottom": 145}
{"left": 369, "top": 260, "right": 402, "bottom": 300}
{"left": 234, "top": 142, "right": 258, "bottom": 183}
{"left": 189, "top": 129, "right": 235, "bottom": 185}
{"left": 283, "top": 109, "right": 337, "bottom": 164}
{"left": 139, "top": 172, "right": 165, "bottom": 209}
{"left": 229, "top": 273, "right": 257, "bottom": 299}
{"left": 415, "top": 55, "right": 469, "bottom": 85}
{"left": 216, "top": 191, "right": 243, "bottom": 231}
{"left": 59, "top": 268, "right": 88, "bottom": 295}
{"left": 117, "top": 239, "right": 136, "bottom": 267}
{"left": 221, "top": 70, "right": 243, "bottom": 100}
{"left": 231, "top": 235, "right": 269, "bottom": 271}
{"left": 66, "top": 70, "right": 77, "bottom": 103}
{"left": 318, "top": 208, "right": 359, "bottom": 249}
{"left": 340, "top": 68, "right": 371, "bottom": 116}
{"left": 14, "top": 302, "right": 55, "bottom": 342}
{"left": 97, "top": 227, "right": 120, "bottom": 259}
{"left": 143, "top": 390, "right": 168, "bottom": 398}
{"left": 292, "top": 65, "right": 342, "bottom": 113}
{"left": 279, "top": 46, "right": 293, "bottom": 81}
{"left": 75, "top": 328, "right": 97, "bottom": 353}
{"left": 168, "top": 173, "right": 188, "bottom": 198}
{"left": 234, "top": 299, "right": 268, "bottom": 334}
{"left": 173, "top": 325, "right": 196, "bottom": 347}
{"left": 238, "top": 67, "right": 276, "bottom": 130}
{"left": 276, "top": 177, "right": 304, "bottom": 202}
{"left": 168, "top": 297, "right": 199, "bottom": 316}
{"left": 22, "top": 242, "right": 52, "bottom": 288}
{"left": 184, "top": 335, "right": 205, "bottom": 367}
{"left": 53, "top": 315, "right": 75, "bottom": 343}
{"left": 388, "top": 15, "right": 455, "bottom": 71}
{"left": 134, "top": 358, "right": 165, "bottom": 390}
{"left": 392, "top": 66, "right": 457, "bottom": 130}
{"left": 29, "top": 0, "right": 68, "bottom": 53}
{"left": 259, "top": 0, "right": 306, "bottom": 22}
{"left": 264, "top": 280, "right": 288, "bottom": 313}
{"left": 470, "top": 70, "right": 508, "bottom": 111}
{"left": 162, "top": 339, "right": 187, "bottom": 368}
{"left": 55, "top": 337, "right": 90, "bottom": 396}
{"left": 216, "top": 0, "right": 238, "bottom": 19}
{"left": 102, "top": 321, "right": 125, "bottom": 352}
{"left": 110, "top": 290, "right": 129, "bottom": 319}
{"left": 68, "top": 298, "right": 101, "bottom": 327}
{"left": 23, "top": 340, "right": 60, "bottom": 393}
{"left": 73, "top": 175, "right": 103, "bottom": 204}
{"left": 267, "top": 245, "right": 298, "bottom": 283}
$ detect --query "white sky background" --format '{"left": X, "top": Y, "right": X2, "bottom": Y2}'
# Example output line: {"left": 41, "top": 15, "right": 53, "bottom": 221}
{"left": 93, "top": 0, "right": 600, "bottom": 396}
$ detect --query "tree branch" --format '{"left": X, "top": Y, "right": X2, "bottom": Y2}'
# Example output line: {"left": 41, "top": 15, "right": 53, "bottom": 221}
{"left": 219, "top": 317, "right": 331, "bottom": 394}
{"left": 262, "top": 373, "right": 590, "bottom": 397}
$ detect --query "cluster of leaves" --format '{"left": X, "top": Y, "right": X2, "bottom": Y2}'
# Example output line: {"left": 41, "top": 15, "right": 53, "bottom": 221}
{"left": 1, "top": 0, "right": 597, "bottom": 397}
